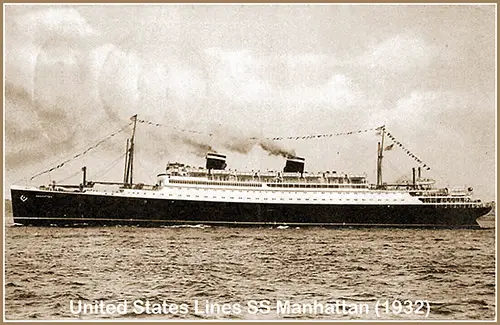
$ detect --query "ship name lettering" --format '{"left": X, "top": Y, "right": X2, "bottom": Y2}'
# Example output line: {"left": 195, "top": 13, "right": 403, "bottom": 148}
{"left": 276, "top": 299, "right": 369, "bottom": 315}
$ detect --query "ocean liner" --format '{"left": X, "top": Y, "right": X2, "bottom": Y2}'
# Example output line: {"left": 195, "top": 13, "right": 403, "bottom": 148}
{"left": 10, "top": 115, "right": 492, "bottom": 228}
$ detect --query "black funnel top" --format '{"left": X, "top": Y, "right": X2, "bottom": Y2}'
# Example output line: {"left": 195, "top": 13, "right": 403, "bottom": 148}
{"left": 206, "top": 152, "right": 227, "bottom": 170}
{"left": 284, "top": 156, "right": 305, "bottom": 173}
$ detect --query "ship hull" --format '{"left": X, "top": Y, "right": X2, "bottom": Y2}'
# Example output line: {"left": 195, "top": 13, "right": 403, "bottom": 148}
{"left": 10, "top": 189, "right": 491, "bottom": 228}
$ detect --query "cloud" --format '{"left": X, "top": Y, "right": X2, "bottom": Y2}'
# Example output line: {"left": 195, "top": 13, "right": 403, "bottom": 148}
{"left": 283, "top": 53, "right": 332, "bottom": 85}
{"left": 6, "top": 8, "right": 209, "bottom": 164}
{"left": 359, "top": 34, "right": 433, "bottom": 72}
{"left": 201, "top": 49, "right": 350, "bottom": 106}
{"left": 15, "top": 8, "right": 96, "bottom": 43}
{"left": 5, "top": 8, "right": 99, "bottom": 97}
{"left": 371, "top": 90, "right": 494, "bottom": 176}
{"left": 204, "top": 47, "right": 272, "bottom": 103}
{"left": 285, "top": 53, "right": 329, "bottom": 68}
{"left": 279, "top": 73, "right": 356, "bottom": 105}
{"left": 98, "top": 48, "right": 141, "bottom": 116}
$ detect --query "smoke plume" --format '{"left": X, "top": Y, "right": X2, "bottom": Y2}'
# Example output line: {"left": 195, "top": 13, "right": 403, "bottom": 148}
{"left": 176, "top": 125, "right": 297, "bottom": 160}
{"left": 174, "top": 132, "right": 296, "bottom": 160}
{"left": 258, "top": 140, "right": 296, "bottom": 158}
{"left": 173, "top": 135, "right": 216, "bottom": 157}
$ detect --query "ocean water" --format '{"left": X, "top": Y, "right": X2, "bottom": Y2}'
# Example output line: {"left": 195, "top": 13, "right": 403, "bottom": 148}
{"left": 4, "top": 217, "right": 496, "bottom": 320}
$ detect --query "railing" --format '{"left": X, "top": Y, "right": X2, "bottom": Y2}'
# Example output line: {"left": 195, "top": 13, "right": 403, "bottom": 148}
{"left": 424, "top": 201, "right": 492, "bottom": 209}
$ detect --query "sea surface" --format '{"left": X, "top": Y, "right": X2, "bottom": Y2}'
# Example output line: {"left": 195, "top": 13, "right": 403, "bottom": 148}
{"left": 4, "top": 217, "right": 496, "bottom": 320}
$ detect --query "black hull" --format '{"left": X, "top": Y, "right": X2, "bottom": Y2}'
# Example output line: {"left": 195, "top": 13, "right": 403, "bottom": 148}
{"left": 10, "top": 189, "right": 491, "bottom": 228}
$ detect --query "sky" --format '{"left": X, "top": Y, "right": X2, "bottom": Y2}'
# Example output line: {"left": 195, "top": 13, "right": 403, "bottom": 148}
{"left": 4, "top": 4, "right": 497, "bottom": 201}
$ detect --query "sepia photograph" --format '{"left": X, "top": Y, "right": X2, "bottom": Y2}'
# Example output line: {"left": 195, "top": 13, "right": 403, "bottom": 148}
{"left": 4, "top": 3, "right": 496, "bottom": 320}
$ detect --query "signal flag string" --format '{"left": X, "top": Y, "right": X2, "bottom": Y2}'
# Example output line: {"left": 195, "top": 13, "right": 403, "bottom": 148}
{"left": 138, "top": 118, "right": 431, "bottom": 170}
{"left": 383, "top": 128, "right": 431, "bottom": 171}
{"left": 137, "top": 118, "right": 384, "bottom": 140}
{"left": 256, "top": 126, "right": 385, "bottom": 141}
{"left": 137, "top": 119, "right": 214, "bottom": 136}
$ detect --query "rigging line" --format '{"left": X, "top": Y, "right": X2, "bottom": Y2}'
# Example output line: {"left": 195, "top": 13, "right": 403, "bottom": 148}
{"left": 91, "top": 152, "right": 128, "bottom": 180}
{"left": 56, "top": 152, "right": 124, "bottom": 184}
{"left": 31, "top": 122, "right": 132, "bottom": 177}
{"left": 30, "top": 122, "right": 132, "bottom": 181}
{"left": 136, "top": 118, "right": 384, "bottom": 140}
{"left": 383, "top": 154, "right": 409, "bottom": 181}
{"left": 57, "top": 169, "right": 83, "bottom": 183}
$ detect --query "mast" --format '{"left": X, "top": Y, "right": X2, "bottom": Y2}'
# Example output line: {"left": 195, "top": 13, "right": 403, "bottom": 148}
{"left": 123, "top": 138, "right": 129, "bottom": 184}
{"left": 125, "top": 114, "right": 138, "bottom": 186}
{"left": 376, "top": 126, "right": 385, "bottom": 188}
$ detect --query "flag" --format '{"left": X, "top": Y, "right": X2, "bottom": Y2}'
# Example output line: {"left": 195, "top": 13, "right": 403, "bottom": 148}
{"left": 375, "top": 125, "right": 385, "bottom": 136}
{"left": 384, "top": 143, "right": 394, "bottom": 151}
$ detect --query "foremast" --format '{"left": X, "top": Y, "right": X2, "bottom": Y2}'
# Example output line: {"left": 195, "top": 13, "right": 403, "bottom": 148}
{"left": 123, "top": 114, "right": 138, "bottom": 187}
